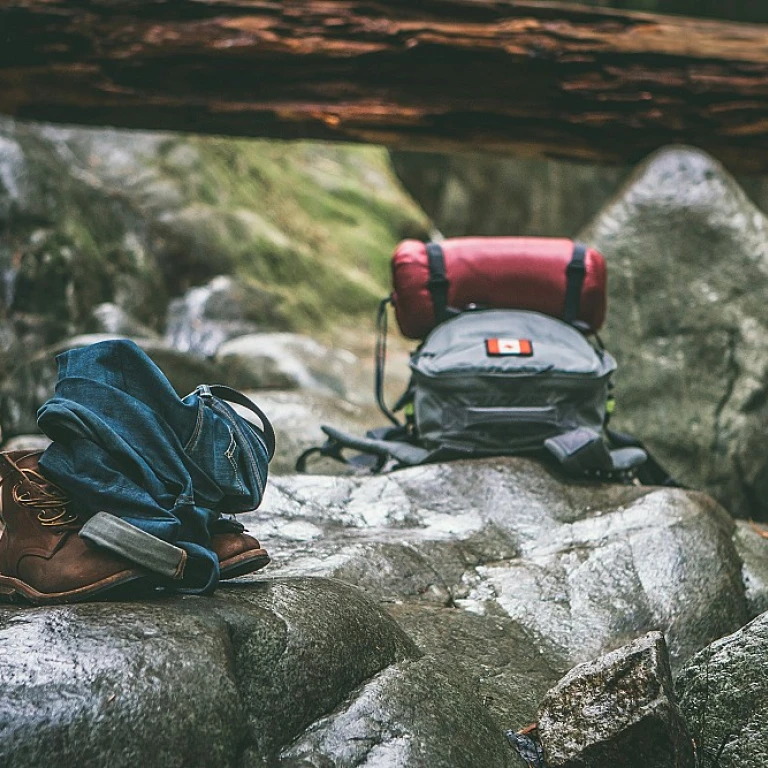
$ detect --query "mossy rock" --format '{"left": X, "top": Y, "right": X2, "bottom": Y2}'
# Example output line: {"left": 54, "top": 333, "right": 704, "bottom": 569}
{"left": 1, "top": 119, "right": 432, "bottom": 355}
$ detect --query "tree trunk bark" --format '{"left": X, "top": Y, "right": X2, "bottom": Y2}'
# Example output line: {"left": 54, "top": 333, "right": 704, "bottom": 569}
{"left": 2, "top": 1, "right": 768, "bottom": 171}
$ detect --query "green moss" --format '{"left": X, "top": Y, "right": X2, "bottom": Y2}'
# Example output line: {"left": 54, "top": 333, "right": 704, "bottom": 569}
{"left": 158, "top": 136, "right": 431, "bottom": 332}
{"left": 2, "top": 120, "right": 431, "bottom": 341}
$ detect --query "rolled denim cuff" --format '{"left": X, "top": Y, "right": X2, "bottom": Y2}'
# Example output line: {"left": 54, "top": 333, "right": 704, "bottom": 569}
{"left": 80, "top": 512, "right": 187, "bottom": 580}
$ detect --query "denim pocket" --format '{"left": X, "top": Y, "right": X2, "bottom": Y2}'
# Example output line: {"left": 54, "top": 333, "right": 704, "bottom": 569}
{"left": 185, "top": 403, "right": 252, "bottom": 505}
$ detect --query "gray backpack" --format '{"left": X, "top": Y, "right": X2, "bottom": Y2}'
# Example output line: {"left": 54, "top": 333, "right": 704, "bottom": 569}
{"left": 409, "top": 309, "right": 614, "bottom": 454}
{"left": 298, "top": 308, "right": 657, "bottom": 479}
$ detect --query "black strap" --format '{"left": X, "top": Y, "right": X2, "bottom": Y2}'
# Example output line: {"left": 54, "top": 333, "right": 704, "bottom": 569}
{"left": 296, "top": 425, "right": 435, "bottom": 474}
{"left": 544, "top": 428, "right": 614, "bottom": 474}
{"left": 426, "top": 242, "right": 450, "bottom": 326}
{"left": 545, "top": 428, "right": 649, "bottom": 481}
{"left": 199, "top": 384, "right": 276, "bottom": 461}
{"left": 375, "top": 296, "right": 401, "bottom": 426}
{"left": 295, "top": 442, "right": 387, "bottom": 474}
{"left": 564, "top": 241, "right": 587, "bottom": 326}
{"left": 296, "top": 424, "right": 410, "bottom": 473}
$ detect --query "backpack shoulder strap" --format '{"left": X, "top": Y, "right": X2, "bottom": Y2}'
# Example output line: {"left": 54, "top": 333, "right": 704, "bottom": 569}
{"left": 545, "top": 426, "right": 683, "bottom": 486}
{"left": 296, "top": 425, "right": 435, "bottom": 474}
{"left": 605, "top": 427, "right": 683, "bottom": 487}
{"left": 544, "top": 428, "right": 648, "bottom": 479}
{"left": 544, "top": 428, "right": 613, "bottom": 475}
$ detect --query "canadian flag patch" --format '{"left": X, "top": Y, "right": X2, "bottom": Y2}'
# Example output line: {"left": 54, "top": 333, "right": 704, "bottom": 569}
{"left": 485, "top": 338, "right": 533, "bottom": 356}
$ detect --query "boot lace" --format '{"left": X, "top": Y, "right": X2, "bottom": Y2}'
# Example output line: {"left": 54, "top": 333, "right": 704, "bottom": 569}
{"left": 4, "top": 457, "right": 78, "bottom": 527}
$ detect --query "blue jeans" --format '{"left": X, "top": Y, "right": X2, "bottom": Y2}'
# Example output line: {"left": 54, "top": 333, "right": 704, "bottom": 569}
{"left": 37, "top": 339, "right": 272, "bottom": 593}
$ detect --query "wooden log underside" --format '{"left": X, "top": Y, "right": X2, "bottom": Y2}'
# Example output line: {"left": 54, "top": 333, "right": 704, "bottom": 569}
{"left": 2, "top": 1, "right": 768, "bottom": 170}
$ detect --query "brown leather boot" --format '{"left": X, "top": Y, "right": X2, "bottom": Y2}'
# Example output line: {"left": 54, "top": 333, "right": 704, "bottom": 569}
{"left": 212, "top": 531, "right": 270, "bottom": 580}
{"left": 0, "top": 450, "right": 148, "bottom": 605}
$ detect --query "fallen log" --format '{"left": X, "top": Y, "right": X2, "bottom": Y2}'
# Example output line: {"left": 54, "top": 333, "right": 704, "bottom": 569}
{"left": 2, "top": 1, "right": 768, "bottom": 171}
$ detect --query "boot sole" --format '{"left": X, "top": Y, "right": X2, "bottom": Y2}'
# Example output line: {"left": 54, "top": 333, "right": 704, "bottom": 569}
{"left": 0, "top": 570, "right": 149, "bottom": 606}
{"left": 219, "top": 549, "right": 270, "bottom": 580}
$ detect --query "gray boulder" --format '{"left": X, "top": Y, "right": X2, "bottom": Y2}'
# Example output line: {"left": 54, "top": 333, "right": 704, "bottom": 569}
{"left": 280, "top": 654, "right": 515, "bottom": 767}
{"left": 733, "top": 520, "right": 768, "bottom": 618}
{"left": 537, "top": 631, "right": 694, "bottom": 768}
{"left": 675, "top": 611, "right": 768, "bottom": 768}
{"left": 215, "top": 333, "right": 366, "bottom": 401}
{"left": 579, "top": 146, "right": 768, "bottom": 521}
{"left": 390, "top": 150, "right": 629, "bottom": 237}
{"left": 387, "top": 601, "right": 567, "bottom": 732}
{"left": 239, "top": 457, "right": 748, "bottom": 731}
{"left": 0, "top": 459, "right": 755, "bottom": 766}
{"left": 91, "top": 302, "right": 160, "bottom": 340}
{"left": 165, "top": 275, "right": 287, "bottom": 357}
{"left": 0, "top": 578, "right": 508, "bottom": 768}
{"left": 389, "top": 148, "right": 768, "bottom": 240}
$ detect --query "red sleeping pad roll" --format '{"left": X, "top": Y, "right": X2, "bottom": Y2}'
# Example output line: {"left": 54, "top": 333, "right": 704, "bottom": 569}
{"left": 391, "top": 237, "right": 607, "bottom": 339}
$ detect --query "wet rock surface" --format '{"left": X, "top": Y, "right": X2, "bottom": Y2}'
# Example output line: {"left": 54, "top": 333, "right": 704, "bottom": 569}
{"left": 1, "top": 458, "right": 751, "bottom": 767}
{"left": 732, "top": 521, "right": 768, "bottom": 618}
{"left": 386, "top": 601, "right": 568, "bottom": 731}
{"left": 675, "top": 611, "right": 768, "bottom": 768}
{"left": 0, "top": 578, "right": 428, "bottom": 768}
{"left": 538, "top": 631, "right": 694, "bottom": 768}
{"left": 1, "top": 598, "right": 247, "bottom": 768}
{"left": 280, "top": 654, "right": 516, "bottom": 768}
{"left": 580, "top": 147, "right": 768, "bottom": 521}
{"left": 242, "top": 458, "right": 748, "bottom": 711}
